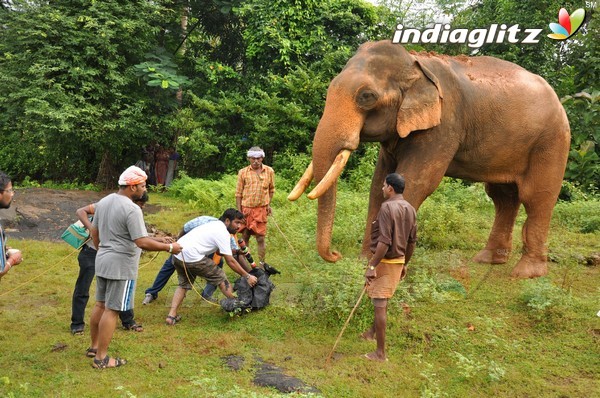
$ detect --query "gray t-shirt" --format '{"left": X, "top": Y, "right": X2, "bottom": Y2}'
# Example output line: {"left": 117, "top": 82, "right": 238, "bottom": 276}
{"left": 92, "top": 193, "right": 148, "bottom": 280}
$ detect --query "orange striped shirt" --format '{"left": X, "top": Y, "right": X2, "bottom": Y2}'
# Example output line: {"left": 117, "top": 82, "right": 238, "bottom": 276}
{"left": 236, "top": 165, "right": 275, "bottom": 207}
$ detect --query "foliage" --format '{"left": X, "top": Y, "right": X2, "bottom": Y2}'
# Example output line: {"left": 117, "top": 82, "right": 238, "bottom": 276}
{"left": 418, "top": 179, "right": 492, "bottom": 250}
{"left": 133, "top": 49, "right": 192, "bottom": 92}
{"left": 235, "top": 0, "right": 382, "bottom": 74}
{"left": 0, "top": 0, "right": 598, "bottom": 198}
{"left": 519, "top": 277, "right": 574, "bottom": 321}
{"left": 561, "top": 90, "right": 600, "bottom": 194}
{"left": 0, "top": 0, "right": 168, "bottom": 182}
{"left": 553, "top": 196, "right": 600, "bottom": 233}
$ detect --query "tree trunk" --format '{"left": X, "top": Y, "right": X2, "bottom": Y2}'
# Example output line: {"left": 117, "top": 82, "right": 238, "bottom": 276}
{"left": 95, "top": 150, "right": 118, "bottom": 189}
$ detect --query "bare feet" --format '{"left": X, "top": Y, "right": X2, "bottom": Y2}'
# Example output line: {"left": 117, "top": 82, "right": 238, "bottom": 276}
{"left": 363, "top": 352, "right": 387, "bottom": 362}
{"left": 360, "top": 331, "right": 375, "bottom": 341}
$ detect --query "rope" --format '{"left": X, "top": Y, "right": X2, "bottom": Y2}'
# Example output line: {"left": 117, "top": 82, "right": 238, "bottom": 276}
{"left": 180, "top": 252, "right": 220, "bottom": 307}
{"left": 0, "top": 246, "right": 80, "bottom": 298}
{"left": 325, "top": 284, "right": 368, "bottom": 365}
{"left": 269, "top": 214, "right": 310, "bottom": 273}
{"left": 138, "top": 251, "right": 160, "bottom": 270}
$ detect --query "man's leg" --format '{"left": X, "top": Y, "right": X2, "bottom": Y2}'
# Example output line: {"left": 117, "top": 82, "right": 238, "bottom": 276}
{"left": 144, "top": 255, "right": 175, "bottom": 302}
{"left": 217, "top": 280, "right": 235, "bottom": 299}
{"left": 119, "top": 309, "right": 142, "bottom": 331}
{"left": 364, "top": 299, "right": 388, "bottom": 362}
{"left": 256, "top": 234, "right": 266, "bottom": 264}
{"left": 71, "top": 248, "right": 96, "bottom": 333}
{"left": 202, "top": 283, "right": 217, "bottom": 299}
{"left": 166, "top": 286, "right": 187, "bottom": 320}
{"left": 242, "top": 229, "right": 252, "bottom": 248}
{"left": 95, "top": 308, "right": 119, "bottom": 360}
{"left": 89, "top": 301, "right": 105, "bottom": 350}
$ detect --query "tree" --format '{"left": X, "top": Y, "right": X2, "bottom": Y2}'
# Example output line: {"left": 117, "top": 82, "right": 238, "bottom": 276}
{"left": 0, "top": 0, "right": 171, "bottom": 185}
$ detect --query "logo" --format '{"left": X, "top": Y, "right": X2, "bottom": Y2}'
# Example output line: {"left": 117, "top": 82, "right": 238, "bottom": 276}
{"left": 392, "top": 24, "right": 542, "bottom": 48}
{"left": 548, "top": 8, "right": 586, "bottom": 40}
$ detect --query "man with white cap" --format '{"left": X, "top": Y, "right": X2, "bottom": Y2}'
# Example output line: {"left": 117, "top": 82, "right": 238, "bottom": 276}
{"left": 236, "top": 146, "right": 275, "bottom": 266}
{"left": 87, "top": 165, "right": 182, "bottom": 369}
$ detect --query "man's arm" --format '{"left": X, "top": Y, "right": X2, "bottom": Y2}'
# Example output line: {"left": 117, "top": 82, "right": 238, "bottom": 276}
{"left": 365, "top": 241, "right": 389, "bottom": 282}
{"left": 75, "top": 203, "right": 94, "bottom": 230}
{"left": 90, "top": 227, "right": 99, "bottom": 250}
{"left": 134, "top": 237, "right": 182, "bottom": 254}
{"left": 404, "top": 241, "right": 415, "bottom": 265}
{"left": 223, "top": 254, "right": 257, "bottom": 287}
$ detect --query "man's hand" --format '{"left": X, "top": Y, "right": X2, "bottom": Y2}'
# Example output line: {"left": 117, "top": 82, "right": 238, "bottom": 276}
{"left": 267, "top": 205, "right": 272, "bottom": 216}
{"left": 6, "top": 248, "right": 23, "bottom": 266}
{"left": 364, "top": 265, "right": 376, "bottom": 284}
{"left": 246, "top": 274, "right": 258, "bottom": 287}
{"left": 170, "top": 243, "right": 183, "bottom": 255}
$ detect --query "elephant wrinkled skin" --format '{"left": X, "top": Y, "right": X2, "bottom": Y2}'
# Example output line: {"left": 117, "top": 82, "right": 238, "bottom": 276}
{"left": 288, "top": 40, "right": 570, "bottom": 279}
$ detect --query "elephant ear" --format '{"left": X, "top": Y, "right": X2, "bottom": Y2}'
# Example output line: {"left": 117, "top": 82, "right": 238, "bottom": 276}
{"left": 397, "top": 59, "right": 443, "bottom": 138}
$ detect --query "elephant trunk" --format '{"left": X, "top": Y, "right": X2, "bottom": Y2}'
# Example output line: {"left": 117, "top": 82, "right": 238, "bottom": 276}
{"left": 316, "top": 182, "right": 342, "bottom": 262}
{"left": 309, "top": 103, "right": 363, "bottom": 262}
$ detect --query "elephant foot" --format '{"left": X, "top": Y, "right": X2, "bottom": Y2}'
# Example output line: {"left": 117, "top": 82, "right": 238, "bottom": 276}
{"left": 472, "top": 248, "right": 510, "bottom": 264}
{"left": 510, "top": 255, "right": 548, "bottom": 279}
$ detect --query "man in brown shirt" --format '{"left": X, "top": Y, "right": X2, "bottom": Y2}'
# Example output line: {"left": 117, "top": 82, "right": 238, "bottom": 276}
{"left": 362, "top": 173, "right": 417, "bottom": 362}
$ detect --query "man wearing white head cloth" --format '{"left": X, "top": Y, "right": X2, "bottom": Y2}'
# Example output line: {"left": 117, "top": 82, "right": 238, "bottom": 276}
{"left": 87, "top": 165, "right": 183, "bottom": 369}
{"left": 236, "top": 146, "right": 275, "bottom": 266}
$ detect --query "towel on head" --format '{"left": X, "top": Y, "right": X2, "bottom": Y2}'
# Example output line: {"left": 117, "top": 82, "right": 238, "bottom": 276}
{"left": 118, "top": 166, "right": 147, "bottom": 186}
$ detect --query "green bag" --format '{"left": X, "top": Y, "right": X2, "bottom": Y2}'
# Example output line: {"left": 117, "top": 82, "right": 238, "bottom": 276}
{"left": 61, "top": 221, "right": 90, "bottom": 249}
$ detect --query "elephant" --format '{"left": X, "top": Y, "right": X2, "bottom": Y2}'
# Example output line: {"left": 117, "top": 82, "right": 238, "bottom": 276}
{"left": 288, "top": 40, "right": 570, "bottom": 279}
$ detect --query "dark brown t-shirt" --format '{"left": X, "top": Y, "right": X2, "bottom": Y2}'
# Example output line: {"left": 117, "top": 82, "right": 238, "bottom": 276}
{"left": 370, "top": 195, "right": 417, "bottom": 258}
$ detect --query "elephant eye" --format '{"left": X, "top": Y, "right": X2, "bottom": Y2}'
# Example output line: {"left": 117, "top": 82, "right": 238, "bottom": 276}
{"left": 356, "top": 89, "right": 378, "bottom": 110}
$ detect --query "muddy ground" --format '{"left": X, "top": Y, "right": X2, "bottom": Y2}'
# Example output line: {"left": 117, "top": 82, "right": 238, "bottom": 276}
{"left": 0, "top": 188, "right": 162, "bottom": 241}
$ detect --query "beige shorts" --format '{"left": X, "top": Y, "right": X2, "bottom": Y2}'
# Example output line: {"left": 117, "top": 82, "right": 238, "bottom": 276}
{"left": 366, "top": 261, "right": 405, "bottom": 299}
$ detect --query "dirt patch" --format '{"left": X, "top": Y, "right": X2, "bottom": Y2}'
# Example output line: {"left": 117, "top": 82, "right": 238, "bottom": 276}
{"left": 0, "top": 187, "right": 162, "bottom": 242}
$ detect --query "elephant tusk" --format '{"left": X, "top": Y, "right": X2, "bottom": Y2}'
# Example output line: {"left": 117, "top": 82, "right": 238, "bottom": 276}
{"left": 307, "top": 149, "right": 352, "bottom": 200}
{"left": 287, "top": 162, "right": 314, "bottom": 201}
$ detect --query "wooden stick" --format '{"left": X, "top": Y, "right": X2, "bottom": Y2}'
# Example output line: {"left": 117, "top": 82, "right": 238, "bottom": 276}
{"left": 326, "top": 284, "right": 368, "bottom": 365}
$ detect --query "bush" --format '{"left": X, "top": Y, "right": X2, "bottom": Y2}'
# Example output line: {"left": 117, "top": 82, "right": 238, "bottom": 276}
{"left": 553, "top": 197, "right": 600, "bottom": 233}
{"left": 418, "top": 179, "right": 492, "bottom": 250}
{"left": 167, "top": 172, "right": 238, "bottom": 215}
{"left": 519, "top": 277, "right": 574, "bottom": 321}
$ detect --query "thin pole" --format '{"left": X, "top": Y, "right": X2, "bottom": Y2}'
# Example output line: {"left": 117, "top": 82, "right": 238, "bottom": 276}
{"left": 325, "top": 284, "right": 368, "bottom": 364}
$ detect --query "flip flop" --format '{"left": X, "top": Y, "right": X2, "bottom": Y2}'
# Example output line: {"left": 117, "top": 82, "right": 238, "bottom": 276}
{"left": 85, "top": 347, "right": 97, "bottom": 358}
{"left": 363, "top": 353, "right": 388, "bottom": 362}
{"left": 165, "top": 315, "right": 182, "bottom": 325}
{"left": 123, "top": 323, "right": 144, "bottom": 332}
{"left": 359, "top": 333, "right": 376, "bottom": 342}
{"left": 92, "top": 355, "right": 127, "bottom": 369}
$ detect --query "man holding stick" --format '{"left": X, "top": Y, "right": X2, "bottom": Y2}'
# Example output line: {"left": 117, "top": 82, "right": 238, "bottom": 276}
{"left": 362, "top": 173, "right": 417, "bottom": 362}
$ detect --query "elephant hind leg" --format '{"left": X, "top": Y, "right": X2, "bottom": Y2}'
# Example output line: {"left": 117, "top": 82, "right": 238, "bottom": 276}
{"left": 473, "top": 183, "right": 520, "bottom": 264}
{"left": 511, "top": 184, "right": 559, "bottom": 278}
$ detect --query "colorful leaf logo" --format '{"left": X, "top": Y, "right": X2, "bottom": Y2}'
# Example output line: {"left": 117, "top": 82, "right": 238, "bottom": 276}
{"left": 548, "top": 8, "right": 586, "bottom": 40}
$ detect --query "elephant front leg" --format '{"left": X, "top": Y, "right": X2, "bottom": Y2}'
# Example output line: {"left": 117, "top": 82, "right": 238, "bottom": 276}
{"left": 361, "top": 147, "right": 396, "bottom": 257}
{"left": 473, "top": 183, "right": 520, "bottom": 264}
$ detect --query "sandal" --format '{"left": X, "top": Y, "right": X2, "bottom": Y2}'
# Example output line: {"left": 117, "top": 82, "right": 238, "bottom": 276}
{"left": 85, "top": 347, "right": 97, "bottom": 358}
{"left": 71, "top": 329, "right": 84, "bottom": 336}
{"left": 123, "top": 323, "right": 144, "bottom": 332}
{"left": 92, "top": 355, "right": 127, "bottom": 369}
{"left": 165, "top": 315, "right": 182, "bottom": 326}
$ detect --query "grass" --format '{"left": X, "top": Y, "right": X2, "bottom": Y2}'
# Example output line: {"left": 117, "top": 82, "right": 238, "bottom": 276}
{"left": 0, "top": 177, "right": 599, "bottom": 397}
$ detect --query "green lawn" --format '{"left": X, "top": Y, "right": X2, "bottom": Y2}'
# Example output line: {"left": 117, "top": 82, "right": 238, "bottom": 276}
{"left": 0, "top": 182, "right": 598, "bottom": 398}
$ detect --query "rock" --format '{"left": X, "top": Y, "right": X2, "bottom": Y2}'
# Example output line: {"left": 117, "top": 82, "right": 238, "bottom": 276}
{"left": 253, "top": 357, "right": 320, "bottom": 394}
{"left": 221, "top": 354, "right": 245, "bottom": 371}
